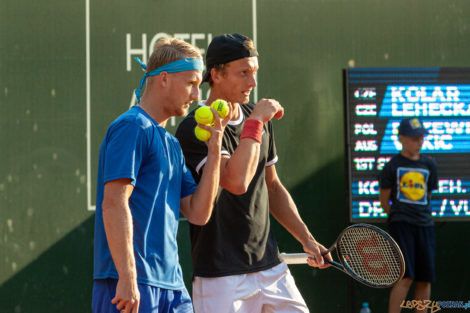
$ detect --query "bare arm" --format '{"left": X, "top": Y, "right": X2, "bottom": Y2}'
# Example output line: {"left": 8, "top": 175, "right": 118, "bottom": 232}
{"left": 102, "top": 178, "right": 140, "bottom": 313}
{"left": 379, "top": 188, "right": 392, "bottom": 215}
{"left": 180, "top": 107, "right": 228, "bottom": 225}
{"left": 265, "top": 165, "right": 331, "bottom": 268}
{"left": 180, "top": 146, "right": 221, "bottom": 225}
{"left": 219, "top": 140, "right": 260, "bottom": 194}
{"left": 220, "top": 99, "right": 284, "bottom": 195}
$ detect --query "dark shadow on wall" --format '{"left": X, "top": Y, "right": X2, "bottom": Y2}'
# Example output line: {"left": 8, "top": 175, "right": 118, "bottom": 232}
{"left": 0, "top": 216, "right": 95, "bottom": 313}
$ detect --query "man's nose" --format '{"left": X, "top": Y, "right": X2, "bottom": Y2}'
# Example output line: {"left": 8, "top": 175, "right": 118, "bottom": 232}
{"left": 248, "top": 74, "right": 257, "bottom": 88}
{"left": 191, "top": 86, "right": 200, "bottom": 101}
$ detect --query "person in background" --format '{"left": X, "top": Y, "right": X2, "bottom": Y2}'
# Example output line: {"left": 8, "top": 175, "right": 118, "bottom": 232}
{"left": 379, "top": 117, "right": 438, "bottom": 313}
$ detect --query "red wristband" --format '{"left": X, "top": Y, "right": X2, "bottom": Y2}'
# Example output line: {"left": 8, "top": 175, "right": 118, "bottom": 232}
{"left": 240, "top": 119, "right": 263, "bottom": 143}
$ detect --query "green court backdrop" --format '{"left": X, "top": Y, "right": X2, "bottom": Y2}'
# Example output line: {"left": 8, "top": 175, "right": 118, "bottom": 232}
{"left": 1, "top": 0, "right": 469, "bottom": 312}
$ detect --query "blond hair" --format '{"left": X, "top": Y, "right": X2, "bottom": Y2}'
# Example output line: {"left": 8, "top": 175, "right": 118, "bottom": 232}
{"left": 146, "top": 37, "right": 202, "bottom": 73}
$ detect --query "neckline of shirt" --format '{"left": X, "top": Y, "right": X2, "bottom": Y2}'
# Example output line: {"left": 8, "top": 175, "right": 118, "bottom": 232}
{"left": 133, "top": 105, "right": 165, "bottom": 130}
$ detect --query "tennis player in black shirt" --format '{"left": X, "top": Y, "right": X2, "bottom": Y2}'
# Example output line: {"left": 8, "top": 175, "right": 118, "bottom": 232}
{"left": 176, "top": 33, "right": 331, "bottom": 313}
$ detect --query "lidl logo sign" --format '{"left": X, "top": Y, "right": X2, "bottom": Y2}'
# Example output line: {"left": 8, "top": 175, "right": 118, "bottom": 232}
{"left": 397, "top": 168, "right": 429, "bottom": 205}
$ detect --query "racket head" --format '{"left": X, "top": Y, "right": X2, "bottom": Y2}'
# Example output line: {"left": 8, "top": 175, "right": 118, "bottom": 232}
{"left": 335, "top": 223, "right": 405, "bottom": 288}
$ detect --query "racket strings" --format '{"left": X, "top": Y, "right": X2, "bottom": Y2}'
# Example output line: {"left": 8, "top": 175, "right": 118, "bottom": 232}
{"left": 338, "top": 227, "right": 403, "bottom": 286}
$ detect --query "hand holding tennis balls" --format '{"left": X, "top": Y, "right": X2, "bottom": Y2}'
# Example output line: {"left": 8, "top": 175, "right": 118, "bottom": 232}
{"left": 194, "top": 99, "right": 231, "bottom": 142}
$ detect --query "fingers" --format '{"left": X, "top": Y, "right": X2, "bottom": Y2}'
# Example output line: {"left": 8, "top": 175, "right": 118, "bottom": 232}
{"left": 274, "top": 108, "right": 284, "bottom": 120}
{"left": 306, "top": 256, "right": 320, "bottom": 267}
{"left": 252, "top": 98, "right": 284, "bottom": 122}
{"left": 318, "top": 245, "right": 333, "bottom": 269}
{"left": 210, "top": 107, "right": 222, "bottom": 128}
{"left": 307, "top": 258, "right": 331, "bottom": 269}
{"left": 303, "top": 241, "right": 334, "bottom": 269}
{"left": 112, "top": 298, "right": 139, "bottom": 313}
{"left": 112, "top": 296, "right": 125, "bottom": 310}
{"left": 123, "top": 299, "right": 138, "bottom": 313}
{"left": 222, "top": 102, "right": 234, "bottom": 125}
{"left": 210, "top": 103, "right": 233, "bottom": 128}
{"left": 197, "top": 123, "right": 215, "bottom": 132}
{"left": 133, "top": 301, "right": 140, "bottom": 313}
{"left": 197, "top": 122, "right": 222, "bottom": 149}
{"left": 309, "top": 248, "right": 325, "bottom": 267}
{"left": 199, "top": 105, "right": 231, "bottom": 147}
{"left": 123, "top": 303, "right": 131, "bottom": 313}
{"left": 260, "top": 98, "right": 283, "bottom": 119}
{"left": 112, "top": 279, "right": 140, "bottom": 313}
{"left": 321, "top": 252, "right": 333, "bottom": 269}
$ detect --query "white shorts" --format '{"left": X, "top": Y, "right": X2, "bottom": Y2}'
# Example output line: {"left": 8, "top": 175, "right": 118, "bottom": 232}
{"left": 192, "top": 262, "right": 309, "bottom": 313}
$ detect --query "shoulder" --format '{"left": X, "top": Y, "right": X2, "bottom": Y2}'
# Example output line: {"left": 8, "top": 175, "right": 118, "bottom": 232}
{"left": 421, "top": 155, "right": 438, "bottom": 169}
{"left": 421, "top": 154, "right": 436, "bottom": 163}
{"left": 110, "top": 107, "right": 153, "bottom": 132}
{"left": 381, "top": 155, "right": 400, "bottom": 177}
{"left": 385, "top": 154, "right": 401, "bottom": 167}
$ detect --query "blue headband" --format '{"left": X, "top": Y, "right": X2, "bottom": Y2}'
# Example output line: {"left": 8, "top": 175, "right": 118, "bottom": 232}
{"left": 134, "top": 57, "right": 204, "bottom": 103}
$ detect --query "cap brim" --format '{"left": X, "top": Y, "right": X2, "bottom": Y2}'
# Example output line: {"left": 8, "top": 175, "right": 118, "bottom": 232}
{"left": 402, "top": 128, "right": 428, "bottom": 137}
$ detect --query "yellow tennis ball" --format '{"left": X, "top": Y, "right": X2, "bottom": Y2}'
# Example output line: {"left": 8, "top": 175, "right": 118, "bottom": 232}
{"left": 194, "top": 126, "right": 211, "bottom": 141}
{"left": 211, "top": 99, "right": 229, "bottom": 118}
{"left": 195, "top": 106, "right": 214, "bottom": 125}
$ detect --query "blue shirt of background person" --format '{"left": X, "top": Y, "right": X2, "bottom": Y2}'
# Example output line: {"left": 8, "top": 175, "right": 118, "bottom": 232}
{"left": 93, "top": 105, "right": 197, "bottom": 289}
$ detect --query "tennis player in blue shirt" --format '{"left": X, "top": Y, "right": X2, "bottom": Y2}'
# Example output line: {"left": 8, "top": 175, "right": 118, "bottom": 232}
{"left": 92, "top": 37, "right": 232, "bottom": 313}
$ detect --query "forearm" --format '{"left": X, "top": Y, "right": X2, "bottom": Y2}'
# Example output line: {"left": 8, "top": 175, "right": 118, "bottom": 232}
{"left": 268, "top": 182, "right": 314, "bottom": 246}
{"left": 102, "top": 201, "right": 137, "bottom": 280}
{"left": 187, "top": 151, "right": 221, "bottom": 225}
{"left": 379, "top": 189, "right": 391, "bottom": 214}
{"left": 220, "top": 139, "right": 260, "bottom": 194}
{"left": 380, "top": 200, "right": 391, "bottom": 214}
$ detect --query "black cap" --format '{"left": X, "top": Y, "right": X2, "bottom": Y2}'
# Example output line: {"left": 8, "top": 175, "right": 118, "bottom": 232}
{"left": 202, "top": 33, "right": 258, "bottom": 83}
{"left": 398, "top": 117, "right": 428, "bottom": 137}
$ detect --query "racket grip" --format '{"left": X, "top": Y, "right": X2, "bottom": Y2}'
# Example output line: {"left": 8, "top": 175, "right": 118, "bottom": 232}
{"left": 280, "top": 253, "right": 314, "bottom": 264}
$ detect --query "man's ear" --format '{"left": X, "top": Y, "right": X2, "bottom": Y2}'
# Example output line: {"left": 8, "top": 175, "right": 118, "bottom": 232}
{"left": 211, "top": 68, "right": 221, "bottom": 84}
{"left": 159, "top": 71, "right": 169, "bottom": 87}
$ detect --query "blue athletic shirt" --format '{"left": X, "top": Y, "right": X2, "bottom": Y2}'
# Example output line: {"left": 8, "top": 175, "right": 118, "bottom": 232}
{"left": 93, "top": 105, "right": 197, "bottom": 290}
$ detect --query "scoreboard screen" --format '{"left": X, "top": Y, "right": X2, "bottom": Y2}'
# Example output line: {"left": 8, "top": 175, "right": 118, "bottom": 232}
{"left": 344, "top": 67, "right": 470, "bottom": 222}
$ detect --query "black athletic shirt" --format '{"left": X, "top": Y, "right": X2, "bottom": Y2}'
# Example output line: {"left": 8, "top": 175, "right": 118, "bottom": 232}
{"left": 175, "top": 102, "right": 282, "bottom": 277}
{"left": 379, "top": 154, "right": 438, "bottom": 226}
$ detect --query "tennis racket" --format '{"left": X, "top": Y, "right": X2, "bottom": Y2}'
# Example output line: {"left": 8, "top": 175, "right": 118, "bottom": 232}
{"left": 280, "top": 223, "right": 405, "bottom": 288}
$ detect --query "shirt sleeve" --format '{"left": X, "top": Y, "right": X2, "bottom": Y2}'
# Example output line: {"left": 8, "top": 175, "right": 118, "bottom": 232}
{"left": 379, "top": 161, "right": 394, "bottom": 189}
{"left": 266, "top": 121, "right": 278, "bottom": 166}
{"left": 103, "top": 121, "right": 146, "bottom": 185}
{"left": 180, "top": 153, "right": 197, "bottom": 198}
{"left": 175, "top": 116, "right": 209, "bottom": 182}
